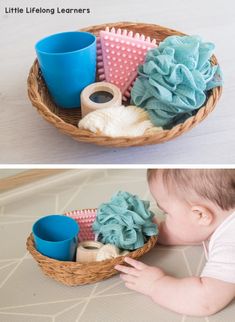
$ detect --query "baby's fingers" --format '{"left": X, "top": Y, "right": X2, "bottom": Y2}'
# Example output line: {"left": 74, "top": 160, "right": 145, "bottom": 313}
{"left": 124, "top": 257, "right": 146, "bottom": 270}
{"left": 115, "top": 264, "right": 140, "bottom": 277}
{"left": 125, "top": 282, "right": 137, "bottom": 291}
{"left": 120, "top": 273, "right": 136, "bottom": 283}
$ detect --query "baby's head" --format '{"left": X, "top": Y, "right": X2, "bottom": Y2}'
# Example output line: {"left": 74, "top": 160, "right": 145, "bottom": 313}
{"left": 147, "top": 169, "right": 235, "bottom": 243}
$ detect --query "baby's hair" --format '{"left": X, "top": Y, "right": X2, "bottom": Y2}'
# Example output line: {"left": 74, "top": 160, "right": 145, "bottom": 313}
{"left": 147, "top": 169, "right": 235, "bottom": 211}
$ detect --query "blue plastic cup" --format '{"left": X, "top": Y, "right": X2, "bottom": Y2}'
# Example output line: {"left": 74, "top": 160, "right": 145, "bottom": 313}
{"left": 32, "top": 215, "right": 79, "bottom": 261}
{"left": 35, "top": 31, "right": 96, "bottom": 108}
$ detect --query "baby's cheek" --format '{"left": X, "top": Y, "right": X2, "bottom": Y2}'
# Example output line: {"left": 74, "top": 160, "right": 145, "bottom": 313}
{"left": 166, "top": 219, "right": 188, "bottom": 238}
{"left": 165, "top": 218, "right": 198, "bottom": 242}
{"left": 177, "top": 226, "right": 198, "bottom": 242}
{"left": 165, "top": 219, "right": 181, "bottom": 235}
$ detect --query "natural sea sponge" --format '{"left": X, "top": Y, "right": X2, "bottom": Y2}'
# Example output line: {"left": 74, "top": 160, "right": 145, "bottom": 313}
{"left": 78, "top": 105, "right": 159, "bottom": 137}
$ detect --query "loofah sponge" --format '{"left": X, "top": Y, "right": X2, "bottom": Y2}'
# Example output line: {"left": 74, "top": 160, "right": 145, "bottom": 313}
{"left": 92, "top": 191, "right": 158, "bottom": 250}
{"left": 131, "top": 35, "right": 223, "bottom": 128}
{"left": 97, "top": 27, "right": 157, "bottom": 101}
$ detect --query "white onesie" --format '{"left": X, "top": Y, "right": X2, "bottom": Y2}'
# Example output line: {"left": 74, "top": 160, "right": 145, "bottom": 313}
{"left": 201, "top": 211, "right": 235, "bottom": 283}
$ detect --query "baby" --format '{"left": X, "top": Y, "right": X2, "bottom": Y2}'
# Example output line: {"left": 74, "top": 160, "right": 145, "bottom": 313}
{"left": 115, "top": 169, "right": 235, "bottom": 316}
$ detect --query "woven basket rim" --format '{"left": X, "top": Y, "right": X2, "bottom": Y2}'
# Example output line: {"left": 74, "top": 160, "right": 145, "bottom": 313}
{"left": 26, "top": 233, "right": 158, "bottom": 267}
{"left": 27, "top": 21, "right": 223, "bottom": 147}
{"left": 27, "top": 206, "right": 158, "bottom": 266}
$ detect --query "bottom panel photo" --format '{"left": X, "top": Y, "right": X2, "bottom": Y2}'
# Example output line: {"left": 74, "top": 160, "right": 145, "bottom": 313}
{"left": 0, "top": 169, "right": 234, "bottom": 322}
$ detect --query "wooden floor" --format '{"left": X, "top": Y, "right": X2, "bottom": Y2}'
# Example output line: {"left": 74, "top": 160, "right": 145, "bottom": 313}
{"left": 0, "top": 170, "right": 67, "bottom": 192}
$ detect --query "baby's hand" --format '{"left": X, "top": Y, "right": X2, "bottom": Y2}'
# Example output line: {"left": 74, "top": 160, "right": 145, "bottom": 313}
{"left": 115, "top": 257, "right": 165, "bottom": 297}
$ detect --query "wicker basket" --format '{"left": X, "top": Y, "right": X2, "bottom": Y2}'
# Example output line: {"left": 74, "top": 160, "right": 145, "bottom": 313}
{"left": 26, "top": 209, "right": 158, "bottom": 286}
{"left": 28, "top": 21, "right": 222, "bottom": 147}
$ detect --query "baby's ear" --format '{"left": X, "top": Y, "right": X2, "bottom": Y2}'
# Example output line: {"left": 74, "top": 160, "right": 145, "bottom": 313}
{"left": 191, "top": 206, "right": 213, "bottom": 226}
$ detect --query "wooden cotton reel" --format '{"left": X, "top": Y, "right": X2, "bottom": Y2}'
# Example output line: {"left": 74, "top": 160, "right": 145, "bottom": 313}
{"left": 81, "top": 81, "right": 122, "bottom": 117}
{"left": 76, "top": 241, "right": 103, "bottom": 263}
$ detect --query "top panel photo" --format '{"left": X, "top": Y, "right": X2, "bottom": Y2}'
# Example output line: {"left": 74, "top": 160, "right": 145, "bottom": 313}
{"left": 0, "top": 0, "right": 234, "bottom": 164}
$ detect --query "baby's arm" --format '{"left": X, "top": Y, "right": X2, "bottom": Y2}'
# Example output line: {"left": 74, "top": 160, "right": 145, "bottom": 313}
{"left": 115, "top": 257, "right": 235, "bottom": 316}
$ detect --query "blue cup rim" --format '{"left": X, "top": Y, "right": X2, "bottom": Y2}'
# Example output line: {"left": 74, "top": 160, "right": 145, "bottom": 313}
{"left": 32, "top": 214, "right": 79, "bottom": 244}
{"left": 35, "top": 31, "right": 96, "bottom": 56}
